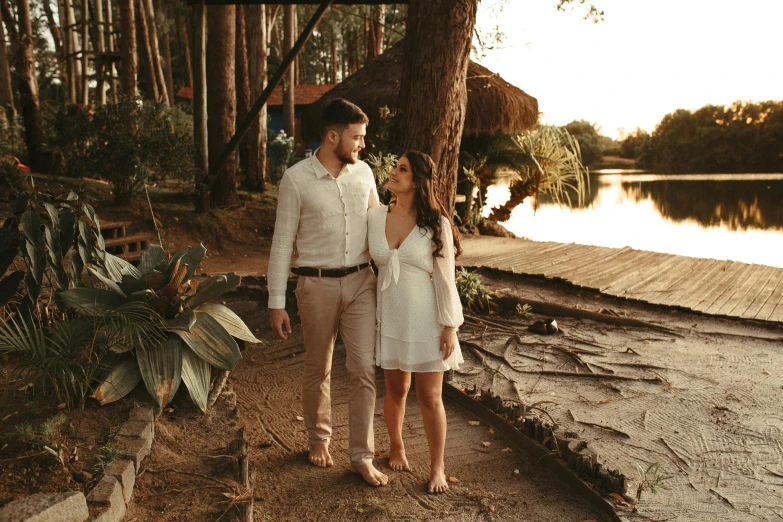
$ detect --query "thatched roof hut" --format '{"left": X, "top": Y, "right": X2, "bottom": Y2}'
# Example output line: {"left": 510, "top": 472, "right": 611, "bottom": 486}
{"left": 301, "top": 43, "right": 538, "bottom": 142}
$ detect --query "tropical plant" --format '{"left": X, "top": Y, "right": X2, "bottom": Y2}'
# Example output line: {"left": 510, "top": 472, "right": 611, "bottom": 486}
{"left": 82, "top": 243, "right": 261, "bottom": 412}
{"left": 460, "top": 126, "right": 589, "bottom": 224}
{"left": 0, "top": 181, "right": 106, "bottom": 315}
{"left": 365, "top": 151, "right": 397, "bottom": 200}
{"left": 455, "top": 268, "right": 493, "bottom": 312}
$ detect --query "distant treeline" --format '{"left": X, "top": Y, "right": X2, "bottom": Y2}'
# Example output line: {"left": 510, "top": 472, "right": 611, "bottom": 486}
{"left": 620, "top": 101, "right": 783, "bottom": 173}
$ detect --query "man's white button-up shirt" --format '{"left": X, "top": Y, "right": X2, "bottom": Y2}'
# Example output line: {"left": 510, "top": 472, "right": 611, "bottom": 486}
{"left": 267, "top": 151, "right": 380, "bottom": 309}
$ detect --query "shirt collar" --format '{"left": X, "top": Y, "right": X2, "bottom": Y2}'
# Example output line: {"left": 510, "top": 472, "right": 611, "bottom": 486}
{"left": 311, "top": 148, "right": 353, "bottom": 179}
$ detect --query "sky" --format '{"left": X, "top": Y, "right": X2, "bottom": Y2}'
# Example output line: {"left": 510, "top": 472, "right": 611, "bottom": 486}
{"left": 474, "top": 0, "right": 783, "bottom": 139}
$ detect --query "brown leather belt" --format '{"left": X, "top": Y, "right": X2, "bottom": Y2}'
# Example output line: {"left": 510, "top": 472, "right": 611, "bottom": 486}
{"left": 291, "top": 263, "right": 370, "bottom": 278}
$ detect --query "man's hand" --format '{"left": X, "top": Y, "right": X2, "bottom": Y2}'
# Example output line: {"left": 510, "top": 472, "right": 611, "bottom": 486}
{"left": 270, "top": 308, "right": 292, "bottom": 340}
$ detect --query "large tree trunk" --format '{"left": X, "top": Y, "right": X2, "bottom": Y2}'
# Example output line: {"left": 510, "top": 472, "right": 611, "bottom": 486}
{"left": 94, "top": 0, "right": 107, "bottom": 104}
{"left": 118, "top": 0, "right": 137, "bottom": 97}
{"left": 63, "top": 0, "right": 82, "bottom": 102}
{"left": 393, "top": 0, "right": 477, "bottom": 215}
{"left": 143, "top": 0, "right": 168, "bottom": 105}
{"left": 42, "top": 0, "right": 65, "bottom": 94}
{"left": 0, "top": 6, "right": 15, "bottom": 119}
{"left": 235, "top": 5, "right": 250, "bottom": 182}
{"left": 246, "top": 3, "right": 266, "bottom": 192}
{"left": 15, "top": 0, "right": 43, "bottom": 170}
{"left": 136, "top": 0, "right": 158, "bottom": 101}
{"left": 281, "top": 4, "right": 294, "bottom": 138}
{"left": 206, "top": 4, "right": 238, "bottom": 208}
{"left": 105, "top": 0, "right": 118, "bottom": 102}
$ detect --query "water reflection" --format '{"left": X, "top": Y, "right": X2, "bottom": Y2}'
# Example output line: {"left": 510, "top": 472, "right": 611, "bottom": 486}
{"left": 485, "top": 172, "right": 783, "bottom": 268}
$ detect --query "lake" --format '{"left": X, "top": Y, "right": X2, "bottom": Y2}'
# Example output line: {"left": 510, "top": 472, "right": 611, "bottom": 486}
{"left": 483, "top": 171, "right": 783, "bottom": 269}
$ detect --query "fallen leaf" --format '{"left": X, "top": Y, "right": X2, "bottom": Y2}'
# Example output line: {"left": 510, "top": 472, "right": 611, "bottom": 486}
{"left": 762, "top": 370, "right": 770, "bottom": 375}
{"left": 448, "top": 476, "right": 459, "bottom": 483}
{"left": 1, "top": 412, "right": 17, "bottom": 422}
{"left": 513, "top": 469, "right": 519, "bottom": 475}
{"left": 501, "top": 447, "right": 513, "bottom": 453}
{"left": 295, "top": 416, "right": 304, "bottom": 421}
{"left": 57, "top": 403, "right": 67, "bottom": 410}
{"left": 608, "top": 493, "right": 628, "bottom": 506}
{"left": 509, "top": 490, "right": 518, "bottom": 495}
{"left": 468, "top": 421, "right": 480, "bottom": 426}
{"left": 488, "top": 428, "right": 495, "bottom": 435}
{"left": 481, "top": 441, "right": 491, "bottom": 447}
{"left": 598, "top": 398, "right": 614, "bottom": 404}
{"left": 17, "top": 383, "right": 33, "bottom": 392}
{"left": 542, "top": 436, "right": 552, "bottom": 446}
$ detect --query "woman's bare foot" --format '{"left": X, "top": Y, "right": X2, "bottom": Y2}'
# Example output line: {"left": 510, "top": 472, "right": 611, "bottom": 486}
{"left": 308, "top": 444, "right": 334, "bottom": 468}
{"left": 388, "top": 446, "right": 412, "bottom": 472}
{"left": 428, "top": 468, "right": 449, "bottom": 494}
{"left": 350, "top": 462, "right": 389, "bottom": 487}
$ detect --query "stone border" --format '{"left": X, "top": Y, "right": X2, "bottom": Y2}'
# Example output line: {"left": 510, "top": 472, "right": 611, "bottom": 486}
{"left": 0, "top": 405, "right": 156, "bottom": 522}
{"left": 443, "top": 383, "right": 632, "bottom": 522}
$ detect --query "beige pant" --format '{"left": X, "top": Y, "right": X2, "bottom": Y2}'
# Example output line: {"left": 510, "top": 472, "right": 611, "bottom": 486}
{"left": 294, "top": 267, "right": 377, "bottom": 465}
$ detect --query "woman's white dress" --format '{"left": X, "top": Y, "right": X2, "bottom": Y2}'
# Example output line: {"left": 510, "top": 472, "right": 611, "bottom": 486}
{"left": 368, "top": 205, "right": 464, "bottom": 372}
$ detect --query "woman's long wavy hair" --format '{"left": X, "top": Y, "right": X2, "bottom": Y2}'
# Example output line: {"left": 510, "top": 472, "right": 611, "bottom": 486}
{"left": 389, "top": 151, "right": 462, "bottom": 258}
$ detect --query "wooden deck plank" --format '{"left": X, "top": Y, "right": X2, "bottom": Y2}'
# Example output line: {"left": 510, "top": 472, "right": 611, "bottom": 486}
{"left": 702, "top": 263, "right": 764, "bottom": 315}
{"left": 658, "top": 259, "right": 726, "bottom": 307}
{"left": 612, "top": 254, "right": 694, "bottom": 297}
{"left": 598, "top": 252, "right": 671, "bottom": 294}
{"left": 582, "top": 250, "right": 663, "bottom": 290}
{"left": 744, "top": 272, "right": 783, "bottom": 319}
{"left": 634, "top": 257, "right": 708, "bottom": 301}
{"left": 458, "top": 237, "right": 783, "bottom": 323}
{"left": 724, "top": 265, "right": 779, "bottom": 317}
{"left": 565, "top": 246, "right": 635, "bottom": 280}
{"left": 757, "top": 277, "right": 783, "bottom": 321}
{"left": 686, "top": 261, "right": 753, "bottom": 312}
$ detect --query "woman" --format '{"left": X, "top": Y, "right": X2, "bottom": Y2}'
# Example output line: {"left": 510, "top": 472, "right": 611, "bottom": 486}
{"left": 368, "top": 151, "right": 464, "bottom": 494}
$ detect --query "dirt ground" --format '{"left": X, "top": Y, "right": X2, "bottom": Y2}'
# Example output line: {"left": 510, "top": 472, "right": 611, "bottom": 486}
{"left": 455, "top": 270, "right": 783, "bottom": 522}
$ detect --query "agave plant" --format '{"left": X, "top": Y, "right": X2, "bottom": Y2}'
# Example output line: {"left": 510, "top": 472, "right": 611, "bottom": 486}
{"left": 59, "top": 243, "right": 260, "bottom": 412}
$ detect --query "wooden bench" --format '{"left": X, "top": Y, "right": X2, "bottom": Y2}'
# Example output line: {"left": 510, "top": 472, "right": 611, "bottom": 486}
{"left": 103, "top": 231, "right": 157, "bottom": 263}
{"left": 100, "top": 220, "right": 133, "bottom": 239}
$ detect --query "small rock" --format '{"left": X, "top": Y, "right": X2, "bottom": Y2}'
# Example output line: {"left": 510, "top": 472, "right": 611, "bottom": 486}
{"left": 72, "top": 470, "right": 93, "bottom": 484}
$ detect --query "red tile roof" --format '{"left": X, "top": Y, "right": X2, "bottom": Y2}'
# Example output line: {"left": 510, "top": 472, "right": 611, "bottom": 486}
{"left": 175, "top": 84, "right": 335, "bottom": 107}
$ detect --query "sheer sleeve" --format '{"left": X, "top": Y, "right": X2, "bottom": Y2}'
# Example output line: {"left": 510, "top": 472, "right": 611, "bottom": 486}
{"left": 432, "top": 216, "right": 464, "bottom": 329}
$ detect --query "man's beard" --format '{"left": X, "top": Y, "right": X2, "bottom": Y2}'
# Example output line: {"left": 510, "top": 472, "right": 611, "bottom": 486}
{"left": 335, "top": 138, "right": 357, "bottom": 165}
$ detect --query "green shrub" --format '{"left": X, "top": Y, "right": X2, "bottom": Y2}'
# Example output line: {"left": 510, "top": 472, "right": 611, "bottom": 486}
{"left": 455, "top": 268, "right": 493, "bottom": 312}
{"left": 268, "top": 130, "right": 295, "bottom": 183}
{"left": 52, "top": 99, "right": 194, "bottom": 204}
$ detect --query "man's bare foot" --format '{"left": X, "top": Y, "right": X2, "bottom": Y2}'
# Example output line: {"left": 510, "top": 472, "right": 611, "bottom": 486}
{"left": 388, "top": 446, "right": 412, "bottom": 472}
{"left": 428, "top": 468, "right": 449, "bottom": 494}
{"left": 350, "top": 462, "right": 389, "bottom": 487}
{"left": 308, "top": 444, "right": 334, "bottom": 468}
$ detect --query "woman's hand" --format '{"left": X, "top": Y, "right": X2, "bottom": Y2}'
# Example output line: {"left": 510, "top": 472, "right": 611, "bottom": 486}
{"left": 440, "top": 327, "right": 457, "bottom": 360}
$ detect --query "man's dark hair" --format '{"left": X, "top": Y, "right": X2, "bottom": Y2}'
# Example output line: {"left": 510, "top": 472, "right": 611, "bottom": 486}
{"left": 320, "top": 98, "right": 369, "bottom": 138}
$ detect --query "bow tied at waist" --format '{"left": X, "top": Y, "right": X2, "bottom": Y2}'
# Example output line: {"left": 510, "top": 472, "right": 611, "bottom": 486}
{"left": 380, "top": 249, "right": 401, "bottom": 291}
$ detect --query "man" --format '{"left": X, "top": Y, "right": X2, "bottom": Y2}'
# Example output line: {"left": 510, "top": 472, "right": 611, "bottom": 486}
{"left": 268, "top": 99, "right": 387, "bottom": 487}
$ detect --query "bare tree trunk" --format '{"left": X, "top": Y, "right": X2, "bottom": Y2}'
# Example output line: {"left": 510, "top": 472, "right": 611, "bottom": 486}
{"left": 80, "top": 0, "right": 89, "bottom": 104}
{"left": 393, "top": 0, "right": 478, "bottom": 215}
{"left": 246, "top": 2, "right": 266, "bottom": 191}
{"left": 143, "top": 0, "right": 168, "bottom": 104}
{"left": 330, "top": 36, "right": 336, "bottom": 84}
{"left": 15, "top": 0, "right": 44, "bottom": 170}
{"left": 0, "top": 6, "right": 15, "bottom": 119}
{"left": 207, "top": 4, "right": 238, "bottom": 208}
{"left": 42, "top": 0, "right": 65, "bottom": 92}
{"left": 282, "top": 4, "right": 294, "bottom": 138}
{"left": 136, "top": 0, "right": 158, "bottom": 101}
{"left": 63, "top": 0, "right": 82, "bottom": 102}
{"left": 192, "top": 0, "right": 208, "bottom": 212}
{"left": 94, "top": 0, "right": 106, "bottom": 104}
{"left": 118, "top": 0, "right": 136, "bottom": 97}
{"left": 235, "top": 5, "right": 250, "bottom": 182}
{"left": 162, "top": 23, "right": 174, "bottom": 105}
{"left": 180, "top": 23, "right": 192, "bottom": 87}
{"left": 372, "top": 5, "right": 384, "bottom": 57}
{"left": 105, "top": 0, "right": 118, "bottom": 102}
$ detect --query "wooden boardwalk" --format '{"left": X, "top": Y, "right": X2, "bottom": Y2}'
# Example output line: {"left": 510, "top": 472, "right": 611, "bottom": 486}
{"left": 459, "top": 236, "right": 783, "bottom": 323}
